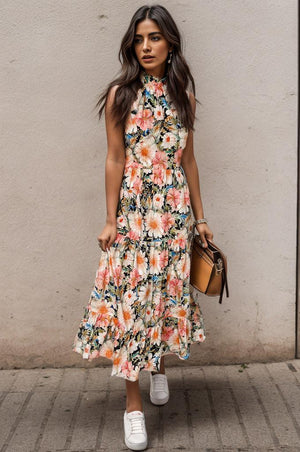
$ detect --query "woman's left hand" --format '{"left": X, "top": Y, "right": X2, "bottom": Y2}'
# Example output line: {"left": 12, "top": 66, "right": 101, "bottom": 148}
{"left": 195, "top": 223, "right": 214, "bottom": 248}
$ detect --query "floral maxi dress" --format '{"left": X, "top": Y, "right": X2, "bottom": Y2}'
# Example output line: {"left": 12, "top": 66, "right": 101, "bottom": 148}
{"left": 72, "top": 70, "right": 206, "bottom": 381}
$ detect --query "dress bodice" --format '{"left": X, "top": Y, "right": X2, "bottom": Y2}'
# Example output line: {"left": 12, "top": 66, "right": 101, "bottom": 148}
{"left": 124, "top": 70, "right": 188, "bottom": 169}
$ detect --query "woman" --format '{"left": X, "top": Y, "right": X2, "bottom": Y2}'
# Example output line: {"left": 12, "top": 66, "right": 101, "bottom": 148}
{"left": 73, "top": 4, "right": 214, "bottom": 451}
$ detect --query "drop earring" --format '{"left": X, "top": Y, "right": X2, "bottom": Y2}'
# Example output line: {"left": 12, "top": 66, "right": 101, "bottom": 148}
{"left": 167, "top": 51, "right": 173, "bottom": 64}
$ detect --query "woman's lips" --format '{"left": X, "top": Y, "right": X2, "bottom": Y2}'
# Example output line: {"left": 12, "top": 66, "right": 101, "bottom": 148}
{"left": 143, "top": 56, "right": 154, "bottom": 60}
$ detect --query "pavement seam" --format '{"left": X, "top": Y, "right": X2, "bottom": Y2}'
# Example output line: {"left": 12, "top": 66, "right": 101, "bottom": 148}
{"left": 33, "top": 367, "right": 65, "bottom": 451}
{"left": 0, "top": 391, "right": 34, "bottom": 452}
{"left": 286, "top": 362, "right": 298, "bottom": 373}
{"left": 94, "top": 369, "right": 110, "bottom": 450}
{"left": 183, "top": 388, "right": 196, "bottom": 449}
{"left": 202, "top": 369, "right": 223, "bottom": 449}
{"left": 64, "top": 391, "right": 85, "bottom": 449}
{"left": 63, "top": 368, "right": 88, "bottom": 450}
{"left": 182, "top": 366, "right": 195, "bottom": 450}
{"left": 0, "top": 391, "right": 8, "bottom": 408}
{"left": 34, "top": 391, "right": 59, "bottom": 451}
{"left": 265, "top": 364, "right": 300, "bottom": 441}
{"left": 227, "top": 385, "right": 251, "bottom": 448}
{"left": 245, "top": 365, "right": 280, "bottom": 448}
{"left": 0, "top": 369, "right": 42, "bottom": 452}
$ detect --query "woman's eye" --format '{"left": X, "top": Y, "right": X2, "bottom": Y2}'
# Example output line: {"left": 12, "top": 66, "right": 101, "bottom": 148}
{"left": 134, "top": 36, "right": 160, "bottom": 44}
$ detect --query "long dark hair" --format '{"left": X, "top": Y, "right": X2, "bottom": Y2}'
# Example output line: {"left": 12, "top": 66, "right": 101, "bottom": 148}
{"left": 95, "top": 4, "right": 199, "bottom": 131}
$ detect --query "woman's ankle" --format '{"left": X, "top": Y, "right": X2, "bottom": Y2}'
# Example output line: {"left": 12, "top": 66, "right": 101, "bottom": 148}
{"left": 126, "top": 402, "right": 143, "bottom": 413}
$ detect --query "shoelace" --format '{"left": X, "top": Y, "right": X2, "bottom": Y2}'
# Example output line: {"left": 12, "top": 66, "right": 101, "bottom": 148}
{"left": 128, "top": 415, "right": 145, "bottom": 434}
{"left": 152, "top": 374, "right": 168, "bottom": 391}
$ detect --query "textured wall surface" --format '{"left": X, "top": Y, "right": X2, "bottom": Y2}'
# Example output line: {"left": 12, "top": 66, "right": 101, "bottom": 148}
{"left": 0, "top": 0, "right": 298, "bottom": 368}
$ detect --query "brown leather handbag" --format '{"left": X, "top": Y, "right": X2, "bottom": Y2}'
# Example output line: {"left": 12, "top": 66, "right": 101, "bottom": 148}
{"left": 190, "top": 225, "right": 229, "bottom": 304}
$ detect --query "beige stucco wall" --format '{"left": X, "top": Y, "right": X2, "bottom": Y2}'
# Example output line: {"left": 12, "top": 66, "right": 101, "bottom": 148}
{"left": 0, "top": 0, "right": 297, "bottom": 369}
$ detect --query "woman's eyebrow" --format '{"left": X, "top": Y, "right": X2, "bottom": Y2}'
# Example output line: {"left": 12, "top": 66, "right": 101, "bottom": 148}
{"left": 134, "top": 31, "right": 163, "bottom": 37}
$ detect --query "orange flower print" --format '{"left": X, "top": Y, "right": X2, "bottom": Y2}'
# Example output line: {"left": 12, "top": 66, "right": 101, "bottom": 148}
{"left": 162, "top": 132, "right": 177, "bottom": 149}
{"left": 176, "top": 169, "right": 184, "bottom": 184}
{"left": 166, "top": 168, "right": 173, "bottom": 185}
{"left": 136, "top": 249, "right": 148, "bottom": 277}
{"left": 119, "top": 305, "right": 134, "bottom": 331}
{"left": 132, "top": 176, "right": 142, "bottom": 195}
{"left": 95, "top": 302, "right": 112, "bottom": 328}
{"left": 166, "top": 187, "right": 181, "bottom": 210}
{"left": 101, "top": 341, "right": 114, "bottom": 360}
{"left": 174, "top": 147, "right": 183, "bottom": 165}
{"left": 125, "top": 114, "right": 137, "bottom": 134}
{"left": 128, "top": 212, "right": 143, "bottom": 237}
{"left": 129, "top": 268, "right": 141, "bottom": 289}
{"left": 183, "top": 186, "right": 191, "bottom": 206}
{"left": 192, "top": 328, "right": 206, "bottom": 342}
{"left": 135, "top": 136, "right": 156, "bottom": 166}
{"left": 178, "top": 318, "right": 189, "bottom": 338}
{"left": 153, "top": 150, "right": 168, "bottom": 168}
{"left": 177, "top": 254, "right": 190, "bottom": 279}
{"left": 153, "top": 81, "right": 164, "bottom": 97}
{"left": 154, "top": 104, "right": 164, "bottom": 120}
{"left": 128, "top": 229, "right": 141, "bottom": 241}
{"left": 95, "top": 266, "right": 109, "bottom": 290}
{"left": 149, "top": 247, "right": 160, "bottom": 274}
{"left": 151, "top": 165, "right": 165, "bottom": 186}
{"left": 135, "top": 108, "right": 154, "bottom": 131}
{"left": 159, "top": 249, "right": 169, "bottom": 269}
{"left": 121, "top": 360, "right": 135, "bottom": 379}
{"left": 124, "top": 289, "right": 137, "bottom": 305}
{"left": 125, "top": 161, "right": 141, "bottom": 186}
{"left": 139, "top": 283, "right": 152, "bottom": 305}
{"left": 176, "top": 306, "right": 188, "bottom": 319}
{"left": 113, "top": 264, "right": 123, "bottom": 287}
{"left": 173, "top": 230, "right": 188, "bottom": 251}
{"left": 169, "top": 278, "right": 183, "bottom": 298}
{"left": 171, "top": 332, "right": 180, "bottom": 347}
{"left": 161, "top": 211, "right": 175, "bottom": 232}
{"left": 145, "top": 211, "right": 164, "bottom": 238}
{"left": 161, "top": 325, "right": 174, "bottom": 341}
{"left": 153, "top": 193, "right": 164, "bottom": 209}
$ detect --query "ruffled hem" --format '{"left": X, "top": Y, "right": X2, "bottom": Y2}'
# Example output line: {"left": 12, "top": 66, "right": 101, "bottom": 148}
{"left": 72, "top": 236, "right": 206, "bottom": 381}
{"left": 72, "top": 323, "right": 206, "bottom": 382}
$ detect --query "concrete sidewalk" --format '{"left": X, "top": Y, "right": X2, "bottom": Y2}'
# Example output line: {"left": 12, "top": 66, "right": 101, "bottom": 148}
{"left": 0, "top": 360, "right": 300, "bottom": 452}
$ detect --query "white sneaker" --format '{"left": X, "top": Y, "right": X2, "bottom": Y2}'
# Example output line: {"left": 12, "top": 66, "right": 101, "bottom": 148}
{"left": 123, "top": 410, "right": 148, "bottom": 451}
{"left": 149, "top": 372, "right": 169, "bottom": 405}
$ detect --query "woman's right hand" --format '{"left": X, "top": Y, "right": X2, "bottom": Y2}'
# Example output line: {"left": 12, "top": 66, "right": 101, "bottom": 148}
{"left": 97, "top": 221, "right": 117, "bottom": 252}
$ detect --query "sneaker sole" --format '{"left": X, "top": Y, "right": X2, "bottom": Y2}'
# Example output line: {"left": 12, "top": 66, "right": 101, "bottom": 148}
{"left": 124, "top": 435, "right": 148, "bottom": 451}
{"left": 150, "top": 392, "right": 169, "bottom": 405}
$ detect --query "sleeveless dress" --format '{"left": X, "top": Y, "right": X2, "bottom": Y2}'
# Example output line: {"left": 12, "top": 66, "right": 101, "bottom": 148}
{"left": 72, "top": 70, "right": 206, "bottom": 381}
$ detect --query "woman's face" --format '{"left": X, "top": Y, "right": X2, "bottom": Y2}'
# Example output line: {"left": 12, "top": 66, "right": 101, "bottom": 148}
{"left": 134, "top": 19, "right": 172, "bottom": 76}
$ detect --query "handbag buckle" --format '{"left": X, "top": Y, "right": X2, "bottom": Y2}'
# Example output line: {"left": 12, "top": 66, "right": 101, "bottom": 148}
{"left": 216, "top": 257, "right": 223, "bottom": 274}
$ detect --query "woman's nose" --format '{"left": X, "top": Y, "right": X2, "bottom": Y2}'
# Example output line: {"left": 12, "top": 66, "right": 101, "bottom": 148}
{"left": 143, "top": 39, "right": 151, "bottom": 51}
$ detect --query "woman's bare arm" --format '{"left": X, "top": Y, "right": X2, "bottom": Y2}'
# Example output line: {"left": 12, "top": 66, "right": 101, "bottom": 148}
{"left": 181, "top": 92, "right": 205, "bottom": 220}
{"left": 104, "top": 85, "right": 126, "bottom": 224}
{"left": 97, "top": 85, "right": 126, "bottom": 251}
{"left": 181, "top": 92, "right": 213, "bottom": 246}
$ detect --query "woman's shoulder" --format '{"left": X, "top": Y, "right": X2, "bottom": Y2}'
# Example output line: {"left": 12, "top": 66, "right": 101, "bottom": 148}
{"left": 108, "top": 84, "right": 120, "bottom": 99}
{"left": 106, "top": 84, "right": 121, "bottom": 110}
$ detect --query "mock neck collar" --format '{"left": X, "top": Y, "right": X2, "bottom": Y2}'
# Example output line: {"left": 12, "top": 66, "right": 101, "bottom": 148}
{"left": 140, "top": 70, "right": 167, "bottom": 84}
